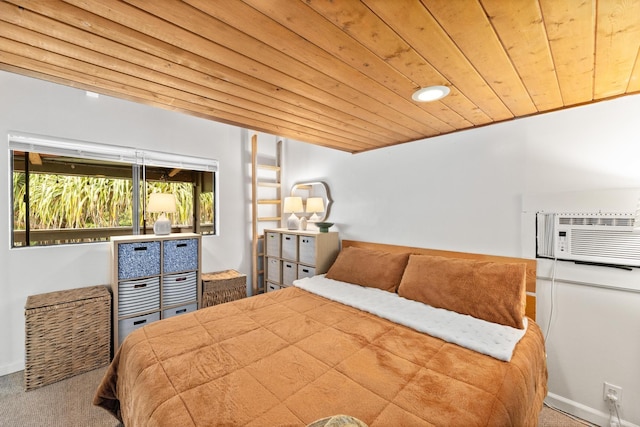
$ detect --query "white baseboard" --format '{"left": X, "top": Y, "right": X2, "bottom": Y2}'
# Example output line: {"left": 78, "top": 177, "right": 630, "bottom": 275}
{"left": 0, "top": 360, "right": 24, "bottom": 377}
{"left": 546, "top": 393, "right": 639, "bottom": 427}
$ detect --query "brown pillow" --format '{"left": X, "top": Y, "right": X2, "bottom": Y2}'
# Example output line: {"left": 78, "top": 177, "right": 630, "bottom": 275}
{"left": 325, "top": 246, "right": 410, "bottom": 292}
{"left": 397, "top": 254, "right": 526, "bottom": 329}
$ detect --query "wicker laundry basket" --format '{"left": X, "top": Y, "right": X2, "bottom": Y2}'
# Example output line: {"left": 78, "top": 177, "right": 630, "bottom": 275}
{"left": 201, "top": 270, "right": 247, "bottom": 308}
{"left": 24, "top": 285, "right": 111, "bottom": 391}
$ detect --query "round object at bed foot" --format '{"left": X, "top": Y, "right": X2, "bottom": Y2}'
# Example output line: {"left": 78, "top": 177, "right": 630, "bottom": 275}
{"left": 307, "top": 414, "right": 368, "bottom": 427}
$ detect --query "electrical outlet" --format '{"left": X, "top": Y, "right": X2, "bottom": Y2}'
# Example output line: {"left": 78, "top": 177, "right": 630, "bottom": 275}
{"left": 603, "top": 382, "right": 623, "bottom": 405}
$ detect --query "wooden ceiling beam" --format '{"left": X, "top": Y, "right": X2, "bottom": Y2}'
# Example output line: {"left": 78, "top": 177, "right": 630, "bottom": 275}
{"left": 28, "top": 152, "right": 43, "bottom": 165}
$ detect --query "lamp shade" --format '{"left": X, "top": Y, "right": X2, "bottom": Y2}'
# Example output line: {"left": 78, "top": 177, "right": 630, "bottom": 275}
{"left": 283, "top": 196, "right": 303, "bottom": 213}
{"left": 305, "top": 197, "right": 325, "bottom": 213}
{"left": 147, "top": 193, "right": 177, "bottom": 213}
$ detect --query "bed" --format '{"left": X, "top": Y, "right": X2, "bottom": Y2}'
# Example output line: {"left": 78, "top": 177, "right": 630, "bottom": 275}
{"left": 94, "top": 240, "right": 547, "bottom": 426}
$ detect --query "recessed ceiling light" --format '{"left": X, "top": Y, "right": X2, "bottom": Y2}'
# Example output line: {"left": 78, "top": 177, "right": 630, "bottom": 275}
{"left": 411, "top": 85, "right": 450, "bottom": 102}
{"left": 85, "top": 91, "right": 100, "bottom": 99}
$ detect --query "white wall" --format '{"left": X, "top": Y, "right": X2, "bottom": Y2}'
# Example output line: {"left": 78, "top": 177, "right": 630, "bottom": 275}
{"left": 284, "top": 121, "right": 529, "bottom": 256}
{"left": 284, "top": 94, "right": 640, "bottom": 427}
{"left": 0, "top": 71, "right": 254, "bottom": 375}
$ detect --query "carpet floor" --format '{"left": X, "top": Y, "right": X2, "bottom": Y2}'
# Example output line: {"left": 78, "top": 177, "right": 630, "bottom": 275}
{"left": 538, "top": 406, "right": 597, "bottom": 427}
{"left": 0, "top": 367, "right": 595, "bottom": 426}
{"left": 0, "top": 367, "right": 121, "bottom": 427}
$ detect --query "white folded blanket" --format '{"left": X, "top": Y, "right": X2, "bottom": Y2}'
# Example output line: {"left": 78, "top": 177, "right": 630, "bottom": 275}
{"left": 294, "top": 274, "right": 527, "bottom": 362}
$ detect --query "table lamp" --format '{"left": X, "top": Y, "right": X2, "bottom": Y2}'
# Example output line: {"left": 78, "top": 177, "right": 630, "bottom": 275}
{"left": 283, "top": 196, "right": 303, "bottom": 230}
{"left": 305, "top": 197, "right": 325, "bottom": 222}
{"left": 148, "top": 193, "right": 177, "bottom": 235}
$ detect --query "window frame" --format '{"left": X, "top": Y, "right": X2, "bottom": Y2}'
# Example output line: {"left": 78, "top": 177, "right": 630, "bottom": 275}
{"left": 8, "top": 132, "right": 219, "bottom": 248}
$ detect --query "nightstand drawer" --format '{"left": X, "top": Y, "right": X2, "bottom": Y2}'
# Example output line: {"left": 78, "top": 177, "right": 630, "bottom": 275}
{"left": 117, "top": 241, "right": 161, "bottom": 279}
{"left": 299, "top": 236, "right": 316, "bottom": 265}
{"left": 118, "top": 277, "right": 160, "bottom": 317}
{"left": 281, "top": 234, "right": 297, "bottom": 260}
{"left": 162, "top": 271, "right": 197, "bottom": 306}
{"left": 266, "top": 282, "right": 281, "bottom": 292}
{"left": 163, "top": 238, "right": 198, "bottom": 273}
{"left": 265, "top": 232, "right": 280, "bottom": 257}
{"left": 162, "top": 303, "right": 197, "bottom": 319}
{"left": 282, "top": 262, "right": 297, "bottom": 285}
{"left": 266, "top": 257, "right": 280, "bottom": 282}
{"left": 297, "top": 265, "right": 316, "bottom": 279}
{"left": 118, "top": 312, "right": 160, "bottom": 346}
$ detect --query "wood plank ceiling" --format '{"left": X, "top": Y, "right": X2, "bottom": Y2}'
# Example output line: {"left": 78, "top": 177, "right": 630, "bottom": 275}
{"left": 1, "top": 0, "right": 639, "bottom": 153}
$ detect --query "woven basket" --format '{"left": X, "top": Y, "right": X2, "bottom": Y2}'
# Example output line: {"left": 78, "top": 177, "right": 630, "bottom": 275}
{"left": 24, "top": 285, "right": 111, "bottom": 391}
{"left": 202, "top": 270, "right": 247, "bottom": 308}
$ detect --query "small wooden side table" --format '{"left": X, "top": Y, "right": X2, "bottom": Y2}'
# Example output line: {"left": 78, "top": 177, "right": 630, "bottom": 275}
{"left": 201, "top": 270, "right": 247, "bottom": 308}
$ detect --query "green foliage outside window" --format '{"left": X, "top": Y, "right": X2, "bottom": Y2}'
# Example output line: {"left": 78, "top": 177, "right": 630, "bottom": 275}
{"left": 13, "top": 173, "right": 213, "bottom": 233}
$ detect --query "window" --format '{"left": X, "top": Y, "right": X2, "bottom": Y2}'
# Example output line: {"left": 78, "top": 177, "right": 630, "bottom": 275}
{"left": 10, "top": 132, "right": 218, "bottom": 247}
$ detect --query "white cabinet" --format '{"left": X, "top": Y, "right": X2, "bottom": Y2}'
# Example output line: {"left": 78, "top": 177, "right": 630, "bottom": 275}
{"left": 111, "top": 233, "right": 201, "bottom": 350}
{"left": 264, "top": 228, "right": 339, "bottom": 292}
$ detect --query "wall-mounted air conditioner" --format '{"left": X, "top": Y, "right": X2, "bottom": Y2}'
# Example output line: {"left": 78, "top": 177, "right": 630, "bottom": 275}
{"left": 536, "top": 212, "right": 640, "bottom": 267}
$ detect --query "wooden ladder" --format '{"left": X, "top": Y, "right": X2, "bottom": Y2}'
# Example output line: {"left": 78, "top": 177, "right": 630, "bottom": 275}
{"left": 251, "top": 134, "right": 282, "bottom": 295}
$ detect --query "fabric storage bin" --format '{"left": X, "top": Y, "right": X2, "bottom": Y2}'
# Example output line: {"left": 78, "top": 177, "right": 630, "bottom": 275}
{"left": 118, "top": 312, "right": 160, "bottom": 347}
{"left": 163, "top": 238, "right": 198, "bottom": 273}
{"left": 201, "top": 270, "right": 246, "bottom": 308}
{"left": 265, "top": 232, "right": 280, "bottom": 257}
{"left": 163, "top": 303, "right": 197, "bottom": 319}
{"left": 267, "top": 282, "right": 281, "bottom": 292}
{"left": 24, "top": 285, "right": 111, "bottom": 391}
{"left": 162, "top": 271, "right": 197, "bottom": 306}
{"left": 299, "top": 235, "right": 316, "bottom": 265}
{"left": 267, "top": 258, "right": 280, "bottom": 283}
{"left": 298, "top": 265, "right": 316, "bottom": 280}
{"left": 118, "top": 277, "right": 160, "bottom": 317}
{"left": 281, "top": 234, "right": 297, "bottom": 260}
{"left": 117, "top": 241, "right": 161, "bottom": 279}
{"left": 282, "top": 262, "right": 297, "bottom": 286}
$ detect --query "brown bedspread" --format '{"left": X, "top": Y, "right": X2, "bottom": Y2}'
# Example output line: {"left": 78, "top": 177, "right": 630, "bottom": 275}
{"left": 94, "top": 287, "right": 547, "bottom": 426}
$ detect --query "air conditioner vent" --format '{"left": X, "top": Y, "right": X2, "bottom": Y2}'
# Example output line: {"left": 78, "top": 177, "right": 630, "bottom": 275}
{"left": 557, "top": 216, "right": 635, "bottom": 227}
{"left": 570, "top": 230, "right": 640, "bottom": 261}
{"left": 537, "top": 212, "right": 640, "bottom": 267}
